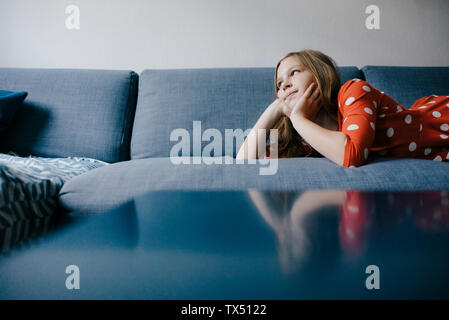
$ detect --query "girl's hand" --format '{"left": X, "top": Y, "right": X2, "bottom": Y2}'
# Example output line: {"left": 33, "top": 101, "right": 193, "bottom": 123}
{"left": 269, "top": 98, "right": 292, "bottom": 119}
{"left": 272, "top": 98, "right": 294, "bottom": 118}
{"left": 288, "top": 83, "right": 321, "bottom": 120}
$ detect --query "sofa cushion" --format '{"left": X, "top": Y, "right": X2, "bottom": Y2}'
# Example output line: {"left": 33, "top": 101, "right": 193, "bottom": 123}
{"left": 131, "top": 67, "right": 363, "bottom": 159}
{"left": 59, "top": 157, "right": 449, "bottom": 214}
{"left": 0, "top": 90, "right": 27, "bottom": 133}
{"left": 0, "top": 69, "right": 138, "bottom": 163}
{"left": 361, "top": 66, "right": 449, "bottom": 109}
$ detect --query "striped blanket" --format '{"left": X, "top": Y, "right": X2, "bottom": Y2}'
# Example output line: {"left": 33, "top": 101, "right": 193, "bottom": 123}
{"left": 0, "top": 153, "right": 108, "bottom": 251}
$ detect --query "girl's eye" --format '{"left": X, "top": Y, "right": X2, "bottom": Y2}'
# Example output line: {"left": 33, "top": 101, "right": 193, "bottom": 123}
{"left": 277, "top": 70, "right": 299, "bottom": 89}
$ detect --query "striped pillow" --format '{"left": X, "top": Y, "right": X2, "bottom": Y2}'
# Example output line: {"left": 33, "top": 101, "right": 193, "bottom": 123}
{"left": 0, "top": 153, "right": 108, "bottom": 251}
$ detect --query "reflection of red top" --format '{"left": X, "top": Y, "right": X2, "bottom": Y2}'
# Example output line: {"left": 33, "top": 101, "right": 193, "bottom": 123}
{"left": 339, "top": 191, "right": 449, "bottom": 255}
{"left": 339, "top": 191, "right": 369, "bottom": 255}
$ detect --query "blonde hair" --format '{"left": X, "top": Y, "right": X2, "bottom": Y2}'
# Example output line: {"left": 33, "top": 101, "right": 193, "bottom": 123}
{"left": 272, "top": 49, "right": 341, "bottom": 158}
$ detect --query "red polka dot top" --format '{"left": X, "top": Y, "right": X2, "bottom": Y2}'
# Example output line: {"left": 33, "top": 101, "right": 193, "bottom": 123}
{"left": 338, "top": 79, "right": 449, "bottom": 167}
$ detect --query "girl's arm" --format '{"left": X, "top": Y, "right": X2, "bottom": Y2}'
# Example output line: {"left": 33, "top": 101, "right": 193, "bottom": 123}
{"left": 286, "top": 82, "right": 347, "bottom": 166}
{"left": 236, "top": 99, "right": 283, "bottom": 160}
{"left": 290, "top": 114, "right": 347, "bottom": 166}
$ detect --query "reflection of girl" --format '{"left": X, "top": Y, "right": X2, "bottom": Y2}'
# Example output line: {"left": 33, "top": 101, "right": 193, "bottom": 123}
{"left": 249, "top": 189, "right": 449, "bottom": 273}
{"left": 248, "top": 189, "right": 342, "bottom": 274}
{"left": 339, "top": 190, "right": 449, "bottom": 258}
{"left": 237, "top": 49, "right": 449, "bottom": 167}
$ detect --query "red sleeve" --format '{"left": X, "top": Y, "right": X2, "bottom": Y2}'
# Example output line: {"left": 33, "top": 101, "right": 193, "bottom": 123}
{"left": 338, "top": 80, "right": 379, "bottom": 167}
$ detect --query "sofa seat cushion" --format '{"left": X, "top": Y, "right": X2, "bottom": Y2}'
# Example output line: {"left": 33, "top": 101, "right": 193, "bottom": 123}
{"left": 59, "top": 157, "right": 449, "bottom": 214}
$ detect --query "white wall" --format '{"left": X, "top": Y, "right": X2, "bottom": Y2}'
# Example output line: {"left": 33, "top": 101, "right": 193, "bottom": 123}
{"left": 1, "top": 0, "right": 448, "bottom": 73}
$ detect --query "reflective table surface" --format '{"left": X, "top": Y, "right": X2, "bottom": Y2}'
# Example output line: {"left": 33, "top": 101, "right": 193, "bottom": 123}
{"left": 1, "top": 190, "right": 449, "bottom": 299}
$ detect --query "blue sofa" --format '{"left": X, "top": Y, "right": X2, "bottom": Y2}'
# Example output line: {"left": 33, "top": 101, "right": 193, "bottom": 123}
{"left": 0, "top": 66, "right": 448, "bottom": 214}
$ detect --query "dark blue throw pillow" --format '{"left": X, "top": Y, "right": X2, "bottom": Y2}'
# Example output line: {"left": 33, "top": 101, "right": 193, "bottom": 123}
{"left": 0, "top": 90, "right": 27, "bottom": 133}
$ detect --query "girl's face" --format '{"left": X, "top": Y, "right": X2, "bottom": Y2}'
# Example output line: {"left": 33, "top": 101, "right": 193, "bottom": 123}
{"left": 276, "top": 56, "right": 317, "bottom": 104}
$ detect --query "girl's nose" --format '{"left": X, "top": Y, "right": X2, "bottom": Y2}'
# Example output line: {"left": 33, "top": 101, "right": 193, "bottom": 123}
{"left": 281, "top": 81, "right": 291, "bottom": 91}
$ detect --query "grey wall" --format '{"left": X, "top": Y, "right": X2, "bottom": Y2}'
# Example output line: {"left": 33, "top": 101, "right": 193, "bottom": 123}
{"left": 1, "top": 0, "right": 448, "bottom": 73}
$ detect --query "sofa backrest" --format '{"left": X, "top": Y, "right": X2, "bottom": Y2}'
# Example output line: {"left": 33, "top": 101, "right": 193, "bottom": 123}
{"left": 0, "top": 68, "right": 138, "bottom": 163}
{"left": 131, "top": 66, "right": 363, "bottom": 159}
{"left": 361, "top": 66, "right": 449, "bottom": 108}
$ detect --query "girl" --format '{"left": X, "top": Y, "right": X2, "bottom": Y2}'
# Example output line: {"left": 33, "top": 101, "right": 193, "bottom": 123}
{"left": 236, "top": 49, "right": 449, "bottom": 167}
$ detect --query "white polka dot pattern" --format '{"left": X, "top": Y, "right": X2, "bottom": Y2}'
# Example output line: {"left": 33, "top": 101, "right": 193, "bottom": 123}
{"left": 404, "top": 115, "right": 412, "bottom": 124}
{"left": 387, "top": 128, "right": 394, "bottom": 138}
{"left": 337, "top": 79, "right": 449, "bottom": 167}
{"left": 362, "top": 85, "right": 371, "bottom": 92}
{"left": 345, "top": 97, "right": 355, "bottom": 105}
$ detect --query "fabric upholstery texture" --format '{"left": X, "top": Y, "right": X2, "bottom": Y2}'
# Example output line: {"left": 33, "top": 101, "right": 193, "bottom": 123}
{"left": 361, "top": 66, "right": 449, "bottom": 109}
{"left": 59, "top": 156, "right": 449, "bottom": 214}
{"left": 0, "top": 68, "right": 138, "bottom": 163}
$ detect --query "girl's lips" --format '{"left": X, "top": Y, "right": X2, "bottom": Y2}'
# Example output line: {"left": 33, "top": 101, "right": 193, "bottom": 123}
{"left": 286, "top": 90, "right": 298, "bottom": 99}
